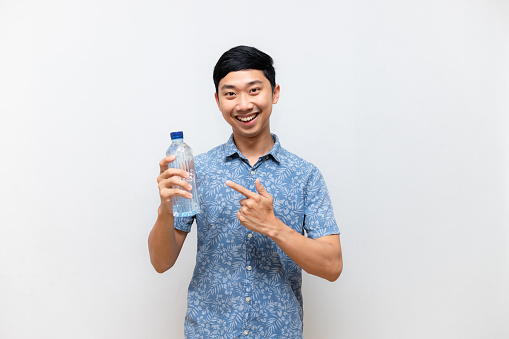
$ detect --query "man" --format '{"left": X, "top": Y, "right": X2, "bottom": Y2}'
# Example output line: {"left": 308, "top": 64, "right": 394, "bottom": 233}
{"left": 149, "top": 46, "right": 343, "bottom": 338}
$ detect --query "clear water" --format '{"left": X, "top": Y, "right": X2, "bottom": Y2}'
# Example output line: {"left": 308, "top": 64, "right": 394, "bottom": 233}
{"left": 166, "top": 138, "right": 200, "bottom": 217}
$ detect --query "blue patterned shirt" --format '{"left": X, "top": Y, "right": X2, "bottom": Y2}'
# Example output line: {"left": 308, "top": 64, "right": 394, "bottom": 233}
{"left": 175, "top": 134, "right": 339, "bottom": 338}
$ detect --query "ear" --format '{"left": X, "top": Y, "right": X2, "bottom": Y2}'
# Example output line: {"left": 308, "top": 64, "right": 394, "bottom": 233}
{"left": 272, "top": 84, "right": 280, "bottom": 104}
{"left": 214, "top": 92, "right": 221, "bottom": 110}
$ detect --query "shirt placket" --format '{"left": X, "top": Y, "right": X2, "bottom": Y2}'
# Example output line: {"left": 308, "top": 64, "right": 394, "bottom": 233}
{"left": 241, "top": 159, "right": 263, "bottom": 337}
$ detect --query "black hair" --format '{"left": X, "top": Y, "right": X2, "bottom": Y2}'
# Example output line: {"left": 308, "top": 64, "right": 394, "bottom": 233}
{"left": 213, "top": 45, "right": 276, "bottom": 94}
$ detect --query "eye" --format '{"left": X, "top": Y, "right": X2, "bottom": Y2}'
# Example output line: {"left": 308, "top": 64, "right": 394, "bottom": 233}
{"left": 250, "top": 88, "right": 260, "bottom": 94}
{"left": 225, "top": 92, "right": 236, "bottom": 97}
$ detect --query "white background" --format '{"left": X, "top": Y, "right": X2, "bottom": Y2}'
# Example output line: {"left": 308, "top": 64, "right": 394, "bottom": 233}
{"left": 1, "top": 0, "right": 508, "bottom": 338}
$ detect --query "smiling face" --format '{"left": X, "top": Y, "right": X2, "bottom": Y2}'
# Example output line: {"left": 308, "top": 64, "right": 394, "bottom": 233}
{"left": 215, "top": 69, "right": 280, "bottom": 141}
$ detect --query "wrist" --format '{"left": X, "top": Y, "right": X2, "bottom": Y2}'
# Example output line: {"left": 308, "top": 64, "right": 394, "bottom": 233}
{"left": 158, "top": 205, "right": 173, "bottom": 220}
{"left": 266, "top": 217, "right": 288, "bottom": 240}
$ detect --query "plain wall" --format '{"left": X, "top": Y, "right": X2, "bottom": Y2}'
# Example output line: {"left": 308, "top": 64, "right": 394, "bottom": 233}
{"left": 0, "top": 0, "right": 508, "bottom": 338}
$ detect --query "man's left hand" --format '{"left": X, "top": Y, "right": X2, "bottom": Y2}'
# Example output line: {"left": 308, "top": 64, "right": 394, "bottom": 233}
{"left": 225, "top": 178, "right": 280, "bottom": 235}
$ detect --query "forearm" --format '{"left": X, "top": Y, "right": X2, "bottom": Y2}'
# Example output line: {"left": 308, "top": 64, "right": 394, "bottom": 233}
{"left": 267, "top": 219, "right": 342, "bottom": 282}
{"left": 225, "top": 179, "right": 342, "bottom": 281}
{"left": 148, "top": 207, "right": 179, "bottom": 273}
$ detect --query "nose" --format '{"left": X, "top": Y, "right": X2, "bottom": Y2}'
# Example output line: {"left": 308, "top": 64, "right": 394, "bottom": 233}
{"left": 236, "top": 93, "right": 254, "bottom": 111}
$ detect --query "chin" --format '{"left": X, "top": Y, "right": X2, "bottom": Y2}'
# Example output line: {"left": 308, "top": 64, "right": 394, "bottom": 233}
{"left": 233, "top": 130, "right": 259, "bottom": 138}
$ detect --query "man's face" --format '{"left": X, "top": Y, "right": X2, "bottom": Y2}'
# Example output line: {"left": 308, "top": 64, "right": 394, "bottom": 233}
{"left": 215, "top": 69, "right": 280, "bottom": 140}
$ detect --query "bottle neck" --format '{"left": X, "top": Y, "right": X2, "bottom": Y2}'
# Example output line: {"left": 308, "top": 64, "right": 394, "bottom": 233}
{"left": 171, "top": 138, "right": 184, "bottom": 143}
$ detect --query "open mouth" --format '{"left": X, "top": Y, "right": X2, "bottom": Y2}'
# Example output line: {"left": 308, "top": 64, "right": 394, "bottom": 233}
{"left": 236, "top": 113, "right": 258, "bottom": 123}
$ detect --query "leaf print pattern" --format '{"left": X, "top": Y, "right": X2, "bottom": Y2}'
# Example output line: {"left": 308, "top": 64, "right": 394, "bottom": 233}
{"left": 175, "top": 134, "right": 339, "bottom": 338}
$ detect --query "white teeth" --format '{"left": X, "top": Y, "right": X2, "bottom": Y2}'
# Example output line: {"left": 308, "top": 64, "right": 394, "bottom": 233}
{"left": 237, "top": 114, "right": 257, "bottom": 122}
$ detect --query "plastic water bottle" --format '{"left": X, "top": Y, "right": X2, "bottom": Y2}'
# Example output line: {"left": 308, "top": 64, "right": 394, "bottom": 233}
{"left": 166, "top": 131, "right": 200, "bottom": 217}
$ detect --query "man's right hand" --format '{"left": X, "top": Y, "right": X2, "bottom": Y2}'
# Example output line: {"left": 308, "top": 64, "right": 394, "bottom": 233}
{"left": 149, "top": 155, "right": 191, "bottom": 273}
{"left": 157, "top": 155, "right": 193, "bottom": 215}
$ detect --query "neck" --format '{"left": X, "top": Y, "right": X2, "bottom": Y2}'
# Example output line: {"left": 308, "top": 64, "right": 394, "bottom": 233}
{"left": 232, "top": 129, "right": 274, "bottom": 162}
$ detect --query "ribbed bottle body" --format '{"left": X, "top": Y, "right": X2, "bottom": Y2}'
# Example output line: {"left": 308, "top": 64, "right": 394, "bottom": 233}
{"left": 166, "top": 136, "right": 200, "bottom": 217}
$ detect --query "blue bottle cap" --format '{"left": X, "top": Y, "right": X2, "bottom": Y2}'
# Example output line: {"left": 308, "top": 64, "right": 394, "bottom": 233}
{"left": 170, "top": 131, "right": 184, "bottom": 140}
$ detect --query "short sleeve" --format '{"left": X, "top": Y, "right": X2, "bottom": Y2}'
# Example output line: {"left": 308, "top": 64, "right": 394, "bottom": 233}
{"left": 303, "top": 168, "right": 340, "bottom": 239}
{"left": 174, "top": 215, "right": 195, "bottom": 233}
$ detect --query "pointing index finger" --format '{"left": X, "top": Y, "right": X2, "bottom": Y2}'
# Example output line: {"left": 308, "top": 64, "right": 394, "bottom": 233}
{"left": 225, "top": 180, "right": 257, "bottom": 199}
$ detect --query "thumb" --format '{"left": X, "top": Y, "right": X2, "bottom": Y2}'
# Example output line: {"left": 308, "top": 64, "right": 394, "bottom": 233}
{"left": 255, "top": 178, "right": 271, "bottom": 198}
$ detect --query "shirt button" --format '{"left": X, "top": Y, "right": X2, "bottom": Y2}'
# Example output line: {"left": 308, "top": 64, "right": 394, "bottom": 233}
{"left": 247, "top": 265, "right": 252, "bottom": 271}
{"left": 247, "top": 233, "right": 253, "bottom": 239}
{"left": 250, "top": 170, "right": 255, "bottom": 175}
{"left": 245, "top": 297, "right": 251, "bottom": 302}
{"left": 243, "top": 330, "right": 248, "bottom": 335}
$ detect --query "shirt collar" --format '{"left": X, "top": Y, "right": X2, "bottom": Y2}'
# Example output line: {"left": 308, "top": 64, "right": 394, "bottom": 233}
{"left": 224, "top": 133, "right": 281, "bottom": 164}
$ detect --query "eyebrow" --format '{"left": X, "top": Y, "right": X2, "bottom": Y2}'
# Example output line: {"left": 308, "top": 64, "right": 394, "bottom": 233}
{"left": 220, "top": 80, "right": 264, "bottom": 91}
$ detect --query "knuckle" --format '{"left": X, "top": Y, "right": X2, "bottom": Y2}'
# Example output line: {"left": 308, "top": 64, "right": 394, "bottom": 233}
{"left": 169, "top": 175, "right": 182, "bottom": 183}
{"left": 169, "top": 188, "right": 181, "bottom": 197}
{"left": 171, "top": 178, "right": 185, "bottom": 188}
